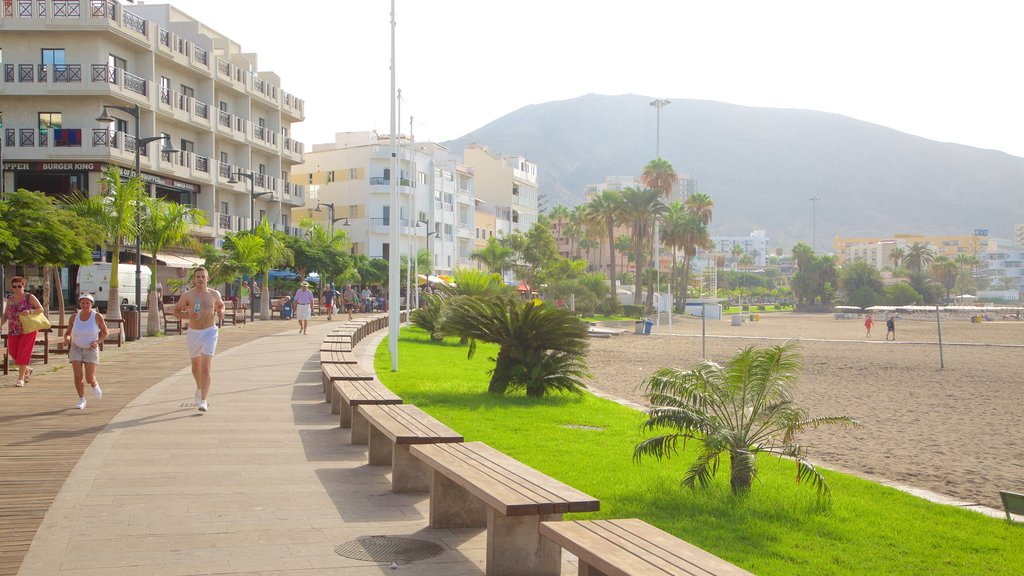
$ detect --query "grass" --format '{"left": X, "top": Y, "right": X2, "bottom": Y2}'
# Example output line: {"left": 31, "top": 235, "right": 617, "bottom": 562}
{"left": 375, "top": 328, "right": 1024, "bottom": 575}
{"left": 579, "top": 314, "right": 636, "bottom": 322}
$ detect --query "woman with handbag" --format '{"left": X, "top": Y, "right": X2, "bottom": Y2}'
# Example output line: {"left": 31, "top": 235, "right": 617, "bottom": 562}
{"left": 64, "top": 292, "right": 108, "bottom": 409}
{"left": 1, "top": 276, "right": 45, "bottom": 387}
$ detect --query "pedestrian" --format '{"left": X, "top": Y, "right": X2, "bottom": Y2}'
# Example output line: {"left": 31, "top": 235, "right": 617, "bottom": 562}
{"left": 321, "top": 283, "right": 337, "bottom": 321}
{"left": 886, "top": 314, "right": 896, "bottom": 341}
{"left": 864, "top": 314, "right": 873, "bottom": 338}
{"left": 1, "top": 276, "right": 45, "bottom": 387}
{"left": 175, "top": 267, "right": 224, "bottom": 412}
{"left": 343, "top": 285, "right": 357, "bottom": 320}
{"left": 239, "top": 280, "right": 249, "bottom": 311}
{"left": 293, "top": 281, "right": 314, "bottom": 334}
{"left": 64, "top": 292, "right": 108, "bottom": 409}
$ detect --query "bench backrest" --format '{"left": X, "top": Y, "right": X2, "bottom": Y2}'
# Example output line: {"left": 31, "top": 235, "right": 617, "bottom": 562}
{"left": 1001, "top": 490, "right": 1024, "bottom": 521}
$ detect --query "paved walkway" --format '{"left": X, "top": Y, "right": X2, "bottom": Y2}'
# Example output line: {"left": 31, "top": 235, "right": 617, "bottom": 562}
{"left": 3, "top": 317, "right": 572, "bottom": 575}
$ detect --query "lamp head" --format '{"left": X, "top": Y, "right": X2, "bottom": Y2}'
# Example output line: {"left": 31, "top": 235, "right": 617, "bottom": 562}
{"left": 227, "top": 175, "right": 239, "bottom": 184}
{"left": 95, "top": 109, "right": 114, "bottom": 124}
{"left": 160, "top": 138, "right": 179, "bottom": 155}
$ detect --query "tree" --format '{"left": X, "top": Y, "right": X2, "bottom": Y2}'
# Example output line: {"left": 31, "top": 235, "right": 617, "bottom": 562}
{"left": 885, "top": 283, "right": 922, "bottom": 305}
{"left": 253, "top": 220, "right": 293, "bottom": 319}
{"left": 141, "top": 198, "right": 206, "bottom": 335}
{"left": 445, "top": 296, "right": 590, "bottom": 397}
{"left": 902, "top": 242, "right": 935, "bottom": 274}
{"left": 640, "top": 158, "right": 678, "bottom": 199}
{"left": 792, "top": 242, "right": 815, "bottom": 270}
{"left": 838, "top": 261, "right": 884, "bottom": 307}
{"left": 889, "top": 245, "right": 907, "bottom": 270}
{"left": 0, "top": 190, "right": 101, "bottom": 326}
{"left": 619, "top": 187, "right": 665, "bottom": 306}
{"left": 65, "top": 165, "right": 143, "bottom": 322}
{"left": 684, "top": 192, "right": 714, "bottom": 227}
{"left": 634, "top": 341, "right": 857, "bottom": 498}
{"left": 470, "top": 236, "right": 516, "bottom": 277}
{"left": 930, "top": 256, "right": 958, "bottom": 301}
{"left": 583, "top": 190, "right": 623, "bottom": 304}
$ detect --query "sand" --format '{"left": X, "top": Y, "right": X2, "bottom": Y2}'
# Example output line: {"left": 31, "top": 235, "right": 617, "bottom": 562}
{"left": 585, "top": 312, "right": 1024, "bottom": 510}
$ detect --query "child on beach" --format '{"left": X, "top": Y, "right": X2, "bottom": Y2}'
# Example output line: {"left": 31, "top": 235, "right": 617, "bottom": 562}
{"left": 886, "top": 314, "right": 896, "bottom": 341}
{"left": 864, "top": 314, "right": 873, "bottom": 337}
{"left": 64, "top": 292, "right": 109, "bottom": 409}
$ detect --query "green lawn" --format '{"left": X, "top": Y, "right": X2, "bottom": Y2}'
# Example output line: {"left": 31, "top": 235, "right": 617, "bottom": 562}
{"left": 375, "top": 328, "right": 1023, "bottom": 575}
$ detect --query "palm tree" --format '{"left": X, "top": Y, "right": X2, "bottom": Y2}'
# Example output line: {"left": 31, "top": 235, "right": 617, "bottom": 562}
{"left": 685, "top": 192, "right": 714, "bottom": 227}
{"left": 445, "top": 296, "right": 589, "bottom": 397}
{"left": 582, "top": 190, "right": 622, "bottom": 302}
{"left": 889, "top": 245, "right": 907, "bottom": 271}
{"left": 792, "top": 242, "right": 815, "bottom": 270}
{"left": 614, "top": 234, "right": 632, "bottom": 275}
{"left": 549, "top": 205, "right": 570, "bottom": 254}
{"left": 470, "top": 235, "right": 516, "bottom": 277}
{"left": 253, "top": 220, "right": 293, "bottom": 320}
{"left": 902, "top": 242, "right": 935, "bottom": 274}
{"left": 141, "top": 198, "right": 206, "bottom": 335}
{"left": 65, "top": 165, "right": 143, "bottom": 322}
{"left": 634, "top": 341, "right": 857, "bottom": 498}
{"left": 641, "top": 158, "right": 678, "bottom": 199}
{"left": 619, "top": 187, "right": 665, "bottom": 306}
{"left": 659, "top": 202, "right": 688, "bottom": 304}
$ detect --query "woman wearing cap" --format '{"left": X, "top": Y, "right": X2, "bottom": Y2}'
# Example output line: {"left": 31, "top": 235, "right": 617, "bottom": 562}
{"left": 1, "top": 276, "right": 45, "bottom": 387}
{"left": 64, "top": 292, "right": 108, "bottom": 409}
{"left": 292, "top": 281, "right": 315, "bottom": 335}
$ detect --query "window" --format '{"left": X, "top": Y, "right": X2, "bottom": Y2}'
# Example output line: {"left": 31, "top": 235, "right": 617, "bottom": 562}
{"left": 38, "top": 112, "right": 60, "bottom": 146}
{"left": 219, "top": 101, "right": 228, "bottom": 112}
{"left": 42, "top": 48, "right": 66, "bottom": 67}
{"left": 108, "top": 54, "right": 126, "bottom": 70}
{"left": 160, "top": 76, "right": 170, "bottom": 104}
{"left": 220, "top": 201, "right": 229, "bottom": 214}
{"left": 327, "top": 171, "right": 335, "bottom": 183}
{"left": 418, "top": 171, "right": 427, "bottom": 184}
{"left": 220, "top": 151, "right": 228, "bottom": 164}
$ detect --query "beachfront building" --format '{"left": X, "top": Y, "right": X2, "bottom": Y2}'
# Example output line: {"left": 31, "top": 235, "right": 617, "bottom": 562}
{"left": 1, "top": 0, "right": 306, "bottom": 299}
{"left": 462, "top": 144, "right": 539, "bottom": 239}
{"left": 980, "top": 235, "right": 1023, "bottom": 300}
{"left": 833, "top": 232, "right": 987, "bottom": 268}
{"left": 293, "top": 132, "right": 475, "bottom": 276}
{"left": 711, "top": 230, "right": 770, "bottom": 268}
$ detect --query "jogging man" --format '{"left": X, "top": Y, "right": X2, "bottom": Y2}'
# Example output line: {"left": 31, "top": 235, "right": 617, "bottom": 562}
{"left": 175, "top": 267, "right": 225, "bottom": 412}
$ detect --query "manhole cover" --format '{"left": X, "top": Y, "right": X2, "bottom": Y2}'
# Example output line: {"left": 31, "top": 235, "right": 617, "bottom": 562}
{"left": 335, "top": 536, "right": 444, "bottom": 565}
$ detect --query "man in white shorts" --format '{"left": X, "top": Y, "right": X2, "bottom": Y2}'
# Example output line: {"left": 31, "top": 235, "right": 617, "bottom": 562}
{"left": 175, "top": 267, "right": 224, "bottom": 412}
{"left": 292, "top": 281, "right": 314, "bottom": 334}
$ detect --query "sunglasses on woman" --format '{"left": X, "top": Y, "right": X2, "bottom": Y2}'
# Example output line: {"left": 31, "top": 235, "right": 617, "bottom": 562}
{"left": 12, "top": 285, "right": 23, "bottom": 289}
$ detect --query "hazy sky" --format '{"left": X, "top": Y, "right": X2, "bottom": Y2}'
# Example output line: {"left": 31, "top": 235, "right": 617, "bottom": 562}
{"left": 164, "top": 0, "right": 1024, "bottom": 157}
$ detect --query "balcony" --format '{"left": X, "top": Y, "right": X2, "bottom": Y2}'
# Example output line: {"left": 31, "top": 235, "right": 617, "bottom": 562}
{"left": 3, "top": 1, "right": 150, "bottom": 45}
{"left": 368, "top": 217, "right": 415, "bottom": 234}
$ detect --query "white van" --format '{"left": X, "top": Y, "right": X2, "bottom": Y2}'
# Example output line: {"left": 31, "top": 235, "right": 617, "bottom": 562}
{"left": 76, "top": 263, "right": 153, "bottom": 312}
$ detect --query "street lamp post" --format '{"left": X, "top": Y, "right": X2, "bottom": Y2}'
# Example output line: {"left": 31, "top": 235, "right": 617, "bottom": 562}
{"left": 96, "top": 104, "right": 177, "bottom": 340}
{"left": 315, "top": 202, "right": 351, "bottom": 237}
{"left": 650, "top": 99, "right": 670, "bottom": 327}
{"left": 810, "top": 196, "right": 822, "bottom": 252}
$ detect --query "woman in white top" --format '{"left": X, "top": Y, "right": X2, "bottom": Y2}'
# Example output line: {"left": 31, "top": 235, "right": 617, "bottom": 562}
{"left": 64, "top": 292, "right": 109, "bottom": 409}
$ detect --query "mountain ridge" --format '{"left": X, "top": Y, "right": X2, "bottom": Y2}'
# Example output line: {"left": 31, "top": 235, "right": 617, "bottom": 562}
{"left": 443, "top": 94, "right": 1024, "bottom": 248}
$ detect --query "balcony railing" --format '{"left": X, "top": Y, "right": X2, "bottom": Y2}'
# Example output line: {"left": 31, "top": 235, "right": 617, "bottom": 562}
{"left": 368, "top": 177, "right": 415, "bottom": 187}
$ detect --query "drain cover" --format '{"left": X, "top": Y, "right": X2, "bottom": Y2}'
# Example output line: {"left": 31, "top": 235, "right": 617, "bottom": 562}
{"left": 335, "top": 536, "right": 445, "bottom": 565}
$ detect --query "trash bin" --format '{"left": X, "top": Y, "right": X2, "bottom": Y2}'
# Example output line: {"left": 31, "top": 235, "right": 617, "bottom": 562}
{"left": 281, "top": 300, "right": 293, "bottom": 320}
{"left": 643, "top": 320, "right": 653, "bottom": 335}
{"left": 123, "top": 304, "right": 140, "bottom": 341}
{"left": 731, "top": 314, "right": 744, "bottom": 326}
{"left": 634, "top": 320, "right": 645, "bottom": 335}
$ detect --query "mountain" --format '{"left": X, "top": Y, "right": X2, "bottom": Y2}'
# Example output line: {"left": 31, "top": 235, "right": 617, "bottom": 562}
{"left": 443, "top": 94, "right": 1024, "bottom": 249}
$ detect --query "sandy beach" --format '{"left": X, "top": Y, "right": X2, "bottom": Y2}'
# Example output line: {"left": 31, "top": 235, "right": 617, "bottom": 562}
{"left": 585, "top": 312, "right": 1024, "bottom": 510}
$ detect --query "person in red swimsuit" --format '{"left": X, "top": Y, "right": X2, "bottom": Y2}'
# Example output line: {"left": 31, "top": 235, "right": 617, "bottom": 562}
{"left": 1, "top": 276, "right": 45, "bottom": 387}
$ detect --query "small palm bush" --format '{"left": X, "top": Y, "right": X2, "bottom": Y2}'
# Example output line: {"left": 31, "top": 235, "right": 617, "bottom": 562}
{"left": 445, "top": 296, "right": 590, "bottom": 397}
{"left": 409, "top": 293, "right": 447, "bottom": 340}
{"left": 634, "top": 341, "right": 858, "bottom": 499}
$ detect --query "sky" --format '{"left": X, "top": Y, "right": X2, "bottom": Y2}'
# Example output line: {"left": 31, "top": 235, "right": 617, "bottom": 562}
{"left": 162, "top": 0, "right": 1024, "bottom": 157}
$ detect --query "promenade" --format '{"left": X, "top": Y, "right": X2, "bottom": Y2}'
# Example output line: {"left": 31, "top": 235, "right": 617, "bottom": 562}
{"left": 1, "top": 317, "right": 575, "bottom": 575}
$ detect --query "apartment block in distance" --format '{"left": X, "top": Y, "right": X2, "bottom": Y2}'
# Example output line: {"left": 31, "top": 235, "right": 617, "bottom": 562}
{"left": 294, "top": 132, "right": 475, "bottom": 276}
{"left": 0, "top": 0, "right": 306, "bottom": 262}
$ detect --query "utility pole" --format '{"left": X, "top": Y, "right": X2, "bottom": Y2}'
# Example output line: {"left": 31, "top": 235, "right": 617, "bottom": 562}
{"left": 810, "top": 196, "right": 822, "bottom": 252}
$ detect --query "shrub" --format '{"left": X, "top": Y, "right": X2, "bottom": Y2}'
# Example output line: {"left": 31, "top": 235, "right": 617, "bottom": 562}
{"left": 622, "top": 304, "right": 645, "bottom": 318}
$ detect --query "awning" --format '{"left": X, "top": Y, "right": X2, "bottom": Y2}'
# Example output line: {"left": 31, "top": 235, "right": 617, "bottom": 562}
{"left": 155, "top": 253, "right": 205, "bottom": 269}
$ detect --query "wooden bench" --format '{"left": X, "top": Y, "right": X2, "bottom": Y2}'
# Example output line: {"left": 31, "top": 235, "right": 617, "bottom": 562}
{"left": 323, "top": 362, "right": 374, "bottom": 408}
{"left": 0, "top": 343, "right": 6, "bottom": 375}
{"left": 320, "top": 341, "right": 352, "bottom": 353}
{"left": 320, "top": 349, "right": 358, "bottom": 365}
{"left": 358, "top": 403, "right": 464, "bottom": 492}
{"left": 334, "top": 379, "right": 402, "bottom": 439}
{"left": 220, "top": 301, "right": 237, "bottom": 326}
{"left": 539, "top": 518, "right": 755, "bottom": 576}
{"left": 410, "top": 441, "right": 600, "bottom": 576}
{"left": 270, "top": 297, "right": 288, "bottom": 319}
{"left": 1000, "top": 490, "right": 1024, "bottom": 522}
{"left": 104, "top": 318, "right": 124, "bottom": 347}
{"left": 162, "top": 305, "right": 185, "bottom": 334}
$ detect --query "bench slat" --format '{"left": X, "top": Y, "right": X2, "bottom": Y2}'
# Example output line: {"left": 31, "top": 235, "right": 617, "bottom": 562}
{"left": 319, "top": 350, "right": 358, "bottom": 364}
{"left": 322, "top": 363, "right": 373, "bottom": 381}
{"left": 360, "top": 404, "right": 463, "bottom": 444}
{"left": 540, "top": 519, "right": 754, "bottom": 576}
{"left": 337, "top": 379, "right": 402, "bottom": 403}
{"left": 411, "top": 442, "right": 598, "bottom": 516}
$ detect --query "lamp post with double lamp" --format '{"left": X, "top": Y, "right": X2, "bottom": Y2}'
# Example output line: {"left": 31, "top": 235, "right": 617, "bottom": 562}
{"left": 810, "top": 196, "right": 822, "bottom": 252}
{"left": 650, "top": 98, "right": 670, "bottom": 328}
{"left": 315, "top": 202, "right": 351, "bottom": 237}
{"left": 96, "top": 104, "right": 178, "bottom": 339}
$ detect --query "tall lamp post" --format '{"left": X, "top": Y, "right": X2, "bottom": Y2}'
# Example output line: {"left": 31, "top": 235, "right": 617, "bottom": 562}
{"left": 96, "top": 104, "right": 177, "bottom": 340}
{"left": 228, "top": 170, "right": 270, "bottom": 322}
{"left": 315, "top": 202, "right": 351, "bottom": 237}
{"left": 650, "top": 99, "right": 670, "bottom": 327}
{"left": 810, "top": 196, "right": 822, "bottom": 252}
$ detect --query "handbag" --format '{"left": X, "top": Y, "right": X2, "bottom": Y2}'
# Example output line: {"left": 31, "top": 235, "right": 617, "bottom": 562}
{"left": 20, "top": 311, "right": 52, "bottom": 332}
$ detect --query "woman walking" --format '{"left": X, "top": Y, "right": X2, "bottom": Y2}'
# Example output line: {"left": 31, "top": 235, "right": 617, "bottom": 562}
{"left": 64, "top": 292, "right": 108, "bottom": 409}
{"left": 1, "top": 276, "right": 45, "bottom": 387}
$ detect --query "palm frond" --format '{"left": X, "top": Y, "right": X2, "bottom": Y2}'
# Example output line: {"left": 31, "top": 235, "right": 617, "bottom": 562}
{"left": 681, "top": 445, "right": 723, "bottom": 490}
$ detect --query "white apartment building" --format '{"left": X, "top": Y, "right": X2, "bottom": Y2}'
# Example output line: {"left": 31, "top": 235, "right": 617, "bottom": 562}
{"left": 0, "top": 0, "right": 306, "bottom": 258}
{"left": 981, "top": 235, "right": 1023, "bottom": 298}
{"left": 712, "top": 230, "right": 769, "bottom": 267}
{"left": 462, "top": 144, "right": 539, "bottom": 239}
{"left": 295, "top": 132, "right": 474, "bottom": 275}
